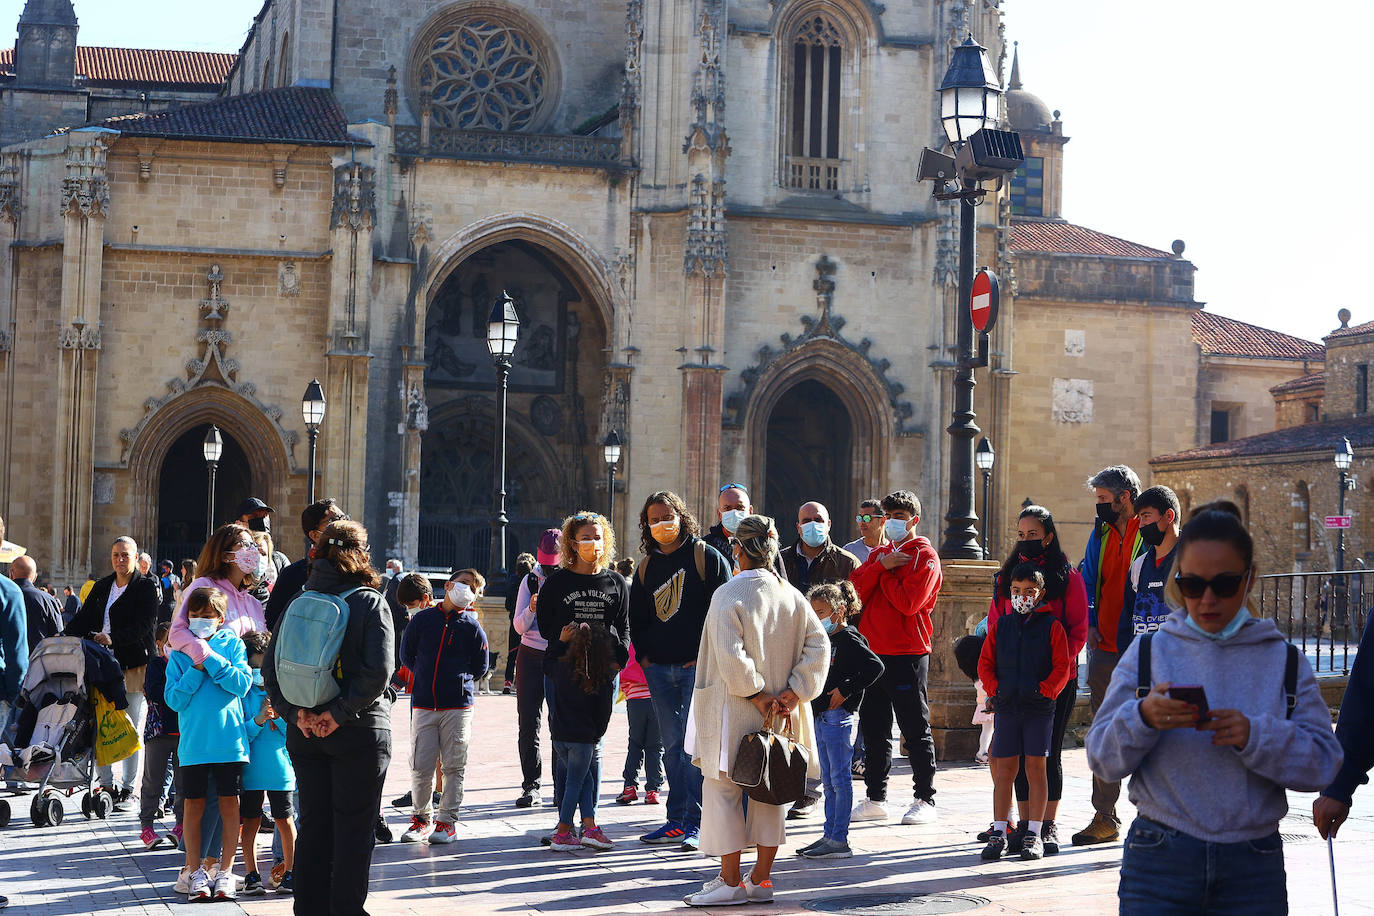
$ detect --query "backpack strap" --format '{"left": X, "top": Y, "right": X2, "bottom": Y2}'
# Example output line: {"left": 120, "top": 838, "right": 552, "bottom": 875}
{"left": 694, "top": 539, "right": 707, "bottom": 583}
{"left": 1284, "top": 642, "right": 1299, "bottom": 720}
{"left": 1136, "top": 631, "right": 1153, "bottom": 699}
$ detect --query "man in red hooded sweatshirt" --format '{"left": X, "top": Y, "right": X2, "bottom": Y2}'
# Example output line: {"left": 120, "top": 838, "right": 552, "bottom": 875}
{"left": 849, "top": 489, "right": 943, "bottom": 826}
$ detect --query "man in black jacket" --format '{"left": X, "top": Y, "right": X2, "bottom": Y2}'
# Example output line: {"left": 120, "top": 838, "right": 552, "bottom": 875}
{"left": 9, "top": 556, "right": 62, "bottom": 651}
{"left": 264, "top": 498, "right": 347, "bottom": 632}
{"left": 702, "top": 484, "right": 789, "bottom": 582}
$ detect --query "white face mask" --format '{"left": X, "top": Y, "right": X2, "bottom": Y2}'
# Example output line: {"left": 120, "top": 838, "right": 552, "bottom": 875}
{"left": 721, "top": 509, "right": 749, "bottom": 534}
{"left": 188, "top": 617, "right": 219, "bottom": 638}
{"left": 1011, "top": 594, "right": 1038, "bottom": 615}
{"left": 447, "top": 582, "right": 475, "bottom": 608}
{"left": 883, "top": 518, "right": 909, "bottom": 542}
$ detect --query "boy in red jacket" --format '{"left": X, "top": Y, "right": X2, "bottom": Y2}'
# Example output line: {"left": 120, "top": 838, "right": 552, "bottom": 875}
{"left": 977, "top": 564, "right": 1072, "bottom": 861}
{"left": 849, "top": 490, "right": 943, "bottom": 826}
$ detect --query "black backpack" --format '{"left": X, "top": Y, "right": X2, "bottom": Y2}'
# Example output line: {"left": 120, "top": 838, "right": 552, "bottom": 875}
{"left": 1135, "top": 631, "right": 1299, "bottom": 720}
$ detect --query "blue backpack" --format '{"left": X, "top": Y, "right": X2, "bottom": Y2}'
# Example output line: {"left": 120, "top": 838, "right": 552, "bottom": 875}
{"left": 274, "top": 587, "right": 361, "bottom": 708}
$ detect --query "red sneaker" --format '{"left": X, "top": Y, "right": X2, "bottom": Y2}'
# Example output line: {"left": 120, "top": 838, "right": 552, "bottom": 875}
{"left": 644, "top": 790, "right": 661, "bottom": 805}
{"left": 614, "top": 786, "right": 637, "bottom": 805}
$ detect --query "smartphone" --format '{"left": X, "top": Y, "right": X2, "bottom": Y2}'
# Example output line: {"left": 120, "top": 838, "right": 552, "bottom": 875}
{"left": 1167, "top": 685, "right": 1209, "bottom": 717}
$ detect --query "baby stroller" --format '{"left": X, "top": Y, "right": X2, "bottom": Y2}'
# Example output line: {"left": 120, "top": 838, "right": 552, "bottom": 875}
{"left": 0, "top": 636, "right": 114, "bottom": 827}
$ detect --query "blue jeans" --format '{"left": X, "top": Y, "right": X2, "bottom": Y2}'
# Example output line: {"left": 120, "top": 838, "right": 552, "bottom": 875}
{"left": 552, "top": 740, "right": 600, "bottom": 826}
{"left": 644, "top": 662, "right": 703, "bottom": 828}
{"left": 816, "top": 708, "right": 857, "bottom": 844}
{"left": 1120, "top": 817, "right": 1287, "bottom": 915}
{"left": 543, "top": 675, "right": 567, "bottom": 809}
{"left": 622, "top": 698, "right": 663, "bottom": 790}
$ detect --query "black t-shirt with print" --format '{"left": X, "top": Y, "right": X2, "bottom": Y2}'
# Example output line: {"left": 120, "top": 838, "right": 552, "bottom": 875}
{"left": 535, "top": 567, "right": 631, "bottom": 673}
{"left": 627, "top": 536, "right": 731, "bottom": 665}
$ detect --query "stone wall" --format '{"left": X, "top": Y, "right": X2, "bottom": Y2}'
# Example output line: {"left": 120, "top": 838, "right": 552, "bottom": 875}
{"left": 1199, "top": 356, "right": 1316, "bottom": 444}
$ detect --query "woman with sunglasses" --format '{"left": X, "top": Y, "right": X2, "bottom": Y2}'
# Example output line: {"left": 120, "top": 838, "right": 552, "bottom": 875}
{"left": 1086, "top": 510, "right": 1342, "bottom": 915}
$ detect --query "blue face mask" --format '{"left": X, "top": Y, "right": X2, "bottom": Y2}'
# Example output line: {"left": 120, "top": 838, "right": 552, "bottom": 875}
{"left": 883, "top": 518, "right": 909, "bottom": 542}
{"left": 721, "top": 509, "right": 749, "bottom": 534}
{"left": 1185, "top": 606, "right": 1251, "bottom": 641}
{"left": 821, "top": 617, "right": 838, "bottom": 634}
{"left": 800, "top": 521, "right": 829, "bottom": 548}
{"left": 188, "top": 617, "right": 219, "bottom": 639}
{"left": 251, "top": 669, "right": 264, "bottom": 687}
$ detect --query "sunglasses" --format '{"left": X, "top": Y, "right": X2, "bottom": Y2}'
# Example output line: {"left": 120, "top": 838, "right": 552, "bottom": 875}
{"left": 1173, "top": 570, "right": 1249, "bottom": 599}
{"left": 856, "top": 514, "right": 877, "bottom": 524}
{"left": 719, "top": 483, "right": 748, "bottom": 493}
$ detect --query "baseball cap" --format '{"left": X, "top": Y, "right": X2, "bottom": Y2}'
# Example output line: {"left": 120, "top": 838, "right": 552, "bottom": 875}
{"left": 536, "top": 528, "right": 561, "bottom": 567}
{"left": 234, "top": 497, "right": 274, "bottom": 518}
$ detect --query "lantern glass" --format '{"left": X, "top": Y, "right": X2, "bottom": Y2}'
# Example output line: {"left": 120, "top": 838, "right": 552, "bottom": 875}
{"left": 975, "top": 437, "right": 995, "bottom": 473}
{"left": 301, "top": 378, "right": 326, "bottom": 429}
{"left": 603, "top": 430, "right": 622, "bottom": 467}
{"left": 487, "top": 293, "right": 521, "bottom": 360}
{"left": 1335, "top": 438, "right": 1354, "bottom": 471}
{"left": 203, "top": 425, "right": 224, "bottom": 463}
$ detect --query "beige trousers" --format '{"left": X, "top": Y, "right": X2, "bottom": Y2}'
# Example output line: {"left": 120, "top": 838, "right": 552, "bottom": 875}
{"left": 699, "top": 775, "right": 786, "bottom": 857}
{"left": 410, "top": 707, "right": 473, "bottom": 824}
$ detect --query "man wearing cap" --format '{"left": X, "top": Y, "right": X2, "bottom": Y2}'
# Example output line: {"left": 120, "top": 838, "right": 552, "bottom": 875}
{"left": 236, "top": 496, "right": 289, "bottom": 573}
{"left": 510, "top": 528, "right": 561, "bottom": 809}
{"left": 702, "top": 484, "right": 789, "bottom": 581}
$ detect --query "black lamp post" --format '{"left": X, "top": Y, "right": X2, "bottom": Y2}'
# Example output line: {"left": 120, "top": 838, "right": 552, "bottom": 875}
{"left": 603, "top": 429, "right": 622, "bottom": 521}
{"left": 302, "top": 378, "right": 326, "bottom": 507}
{"left": 1334, "top": 437, "right": 1356, "bottom": 638}
{"left": 975, "top": 436, "right": 995, "bottom": 551}
{"left": 487, "top": 291, "right": 521, "bottom": 588}
{"left": 935, "top": 34, "right": 1004, "bottom": 561}
{"left": 202, "top": 425, "right": 223, "bottom": 540}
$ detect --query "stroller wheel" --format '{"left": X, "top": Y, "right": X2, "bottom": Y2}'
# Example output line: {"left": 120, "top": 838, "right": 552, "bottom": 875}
{"left": 94, "top": 792, "right": 112, "bottom": 819}
{"left": 43, "top": 797, "right": 62, "bottom": 827}
{"left": 30, "top": 794, "right": 47, "bottom": 828}
{"left": 81, "top": 794, "right": 93, "bottom": 819}
{"left": 0, "top": 799, "right": 10, "bottom": 828}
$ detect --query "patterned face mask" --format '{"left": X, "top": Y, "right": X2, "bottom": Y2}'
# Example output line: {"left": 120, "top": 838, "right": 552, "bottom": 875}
{"left": 1011, "top": 594, "right": 1038, "bottom": 615}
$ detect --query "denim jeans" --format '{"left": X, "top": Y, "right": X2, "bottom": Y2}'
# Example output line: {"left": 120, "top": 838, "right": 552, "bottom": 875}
{"left": 815, "top": 708, "right": 857, "bottom": 844}
{"left": 644, "top": 662, "right": 703, "bottom": 828}
{"left": 543, "top": 675, "right": 567, "bottom": 809}
{"left": 621, "top": 698, "right": 663, "bottom": 791}
{"left": 1119, "top": 817, "right": 1287, "bottom": 915}
{"left": 552, "top": 740, "right": 600, "bottom": 826}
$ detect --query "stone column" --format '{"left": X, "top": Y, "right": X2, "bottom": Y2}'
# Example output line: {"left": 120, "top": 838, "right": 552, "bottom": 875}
{"left": 0, "top": 151, "right": 21, "bottom": 517}
{"left": 929, "top": 559, "right": 999, "bottom": 760}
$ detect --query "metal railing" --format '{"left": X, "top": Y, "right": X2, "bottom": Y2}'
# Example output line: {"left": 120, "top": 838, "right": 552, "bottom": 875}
{"left": 1254, "top": 570, "right": 1370, "bottom": 676}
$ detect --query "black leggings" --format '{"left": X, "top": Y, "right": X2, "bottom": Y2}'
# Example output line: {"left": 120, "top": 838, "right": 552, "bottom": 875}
{"left": 1014, "top": 676, "right": 1076, "bottom": 803}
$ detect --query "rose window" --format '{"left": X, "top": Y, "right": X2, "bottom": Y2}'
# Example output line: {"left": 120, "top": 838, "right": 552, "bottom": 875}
{"left": 418, "top": 17, "right": 550, "bottom": 132}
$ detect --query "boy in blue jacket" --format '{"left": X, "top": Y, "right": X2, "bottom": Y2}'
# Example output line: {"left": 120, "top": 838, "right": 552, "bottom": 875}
{"left": 164, "top": 587, "right": 253, "bottom": 902}
{"left": 399, "top": 568, "right": 488, "bottom": 845}
{"left": 237, "top": 630, "right": 296, "bottom": 896}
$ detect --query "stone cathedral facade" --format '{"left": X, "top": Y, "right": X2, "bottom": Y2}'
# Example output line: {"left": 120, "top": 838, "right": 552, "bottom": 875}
{"left": 0, "top": 0, "right": 1321, "bottom": 583}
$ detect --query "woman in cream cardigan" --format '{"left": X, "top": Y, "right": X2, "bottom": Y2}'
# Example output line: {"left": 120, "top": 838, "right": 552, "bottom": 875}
{"left": 685, "top": 515, "right": 829, "bottom": 908}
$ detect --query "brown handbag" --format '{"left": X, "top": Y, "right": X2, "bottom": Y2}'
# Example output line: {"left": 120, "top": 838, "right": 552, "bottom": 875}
{"left": 728, "top": 712, "right": 809, "bottom": 806}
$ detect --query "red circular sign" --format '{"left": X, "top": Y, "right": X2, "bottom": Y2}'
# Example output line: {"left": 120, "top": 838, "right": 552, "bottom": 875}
{"left": 970, "top": 269, "right": 999, "bottom": 333}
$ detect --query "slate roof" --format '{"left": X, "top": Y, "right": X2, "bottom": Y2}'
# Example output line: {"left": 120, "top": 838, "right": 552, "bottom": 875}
{"left": 1270, "top": 372, "right": 1325, "bottom": 396}
{"left": 1152, "top": 415, "right": 1374, "bottom": 464}
{"left": 1191, "top": 310, "right": 1325, "bottom": 362}
{"left": 1009, "top": 219, "right": 1172, "bottom": 259}
{"left": 0, "top": 46, "right": 234, "bottom": 89}
{"left": 96, "top": 87, "right": 367, "bottom": 147}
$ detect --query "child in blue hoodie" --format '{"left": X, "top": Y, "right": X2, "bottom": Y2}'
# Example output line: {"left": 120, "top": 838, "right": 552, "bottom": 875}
{"left": 237, "top": 630, "right": 295, "bottom": 896}
{"left": 164, "top": 586, "right": 253, "bottom": 903}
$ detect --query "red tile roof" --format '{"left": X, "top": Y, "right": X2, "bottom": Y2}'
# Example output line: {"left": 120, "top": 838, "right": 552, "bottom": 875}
{"left": 0, "top": 46, "right": 235, "bottom": 88}
{"left": 97, "top": 87, "right": 367, "bottom": 147}
{"left": 1009, "top": 219, "right": 1173, "bottom": 259}
{"left": 1269, "top": 372, "right": 1324, "bottom": 396}
{"left": 1327, "top": 319, "right": 1374, "bottom": 339}
{"left": 1192, "top": 311, "right": 1325, "bottom": 362}
{"left": 1152, "top": 415, "right": 1374, "bottom": 464}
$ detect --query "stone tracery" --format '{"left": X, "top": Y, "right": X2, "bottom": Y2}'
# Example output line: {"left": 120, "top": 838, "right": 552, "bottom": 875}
{"left": 411, "top": 10, "right": 552, "bottom": 132}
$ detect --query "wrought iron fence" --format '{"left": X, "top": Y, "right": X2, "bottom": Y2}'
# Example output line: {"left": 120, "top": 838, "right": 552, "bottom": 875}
{"left": 1254, "top": 570, "right": 1371, "bottom": 676}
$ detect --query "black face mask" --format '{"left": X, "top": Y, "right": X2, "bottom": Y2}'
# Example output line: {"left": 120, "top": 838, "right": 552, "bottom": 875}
{"left": 1095, "top": 502, "right": 1120, "bottom": 525}
{"left": 1139, "top": 521, "right": 1167, "bottom": 547}
{"left": 1017, "top": 538, "right": 1047, "bottom": 560}
{"left": 248, "top": 516, "right": 270, "bottom": 533}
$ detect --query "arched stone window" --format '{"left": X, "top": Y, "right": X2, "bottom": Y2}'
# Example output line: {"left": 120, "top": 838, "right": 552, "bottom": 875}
{"left": 1293, "top": 481, "right": 1311, "bottom": 555}
{"left": 777, "top": 4, "right": 870, "bottom": 193}
{"left": 278, "top": 32, "right": 291, "bottom": 87}
{"left": 409, "top": 4, "right": 557, "bottom": 132}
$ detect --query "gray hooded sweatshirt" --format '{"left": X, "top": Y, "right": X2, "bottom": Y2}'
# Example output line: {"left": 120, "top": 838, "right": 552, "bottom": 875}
{"left": 1086, "top": 610, "right": 1342, "bottom": 844}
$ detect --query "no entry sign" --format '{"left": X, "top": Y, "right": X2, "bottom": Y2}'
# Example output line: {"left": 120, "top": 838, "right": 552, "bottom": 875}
{"left": 971, "top": 269, "right": 999, "bottom": 333}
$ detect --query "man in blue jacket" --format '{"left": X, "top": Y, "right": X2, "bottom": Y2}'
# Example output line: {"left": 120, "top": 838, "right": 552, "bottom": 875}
{"left": 1315, "top": 613, "right": 1374, "bottom": 838}
{"left": 0, "top": 517, "right": 27, "bottom": 728}
{"left": 398, "top": 568, "right": 488, "bottom": 846}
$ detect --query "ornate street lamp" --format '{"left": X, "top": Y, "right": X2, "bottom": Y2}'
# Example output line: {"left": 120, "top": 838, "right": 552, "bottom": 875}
{"left": 939, "top": 34, "right": 1002, "bottom": 147}
{"left": 301, "top": 378, "right": 326, "bottom": 508}
{"left": 603, "top": 429, "right": 622, "bottom": 521}
{"left": 202, "top": 425, "right": 223, "bottom": 540}
{"left": 1335, "top": 437, "right": 1355, "bottom": 573}
{"left": 487, "top": 291, "right": 521, "bottom": 590}
{"left": 975, "top": 436, "right": 995, "bottom": 551}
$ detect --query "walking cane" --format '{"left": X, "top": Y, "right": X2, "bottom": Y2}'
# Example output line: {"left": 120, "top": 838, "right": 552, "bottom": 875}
{"left": 1328, "top": 835, "right": 1340, "bottom": 916}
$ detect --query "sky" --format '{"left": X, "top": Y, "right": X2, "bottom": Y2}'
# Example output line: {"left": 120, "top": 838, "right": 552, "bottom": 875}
{"left": 2, "top": 0, "right": 1368, "bottom": 344}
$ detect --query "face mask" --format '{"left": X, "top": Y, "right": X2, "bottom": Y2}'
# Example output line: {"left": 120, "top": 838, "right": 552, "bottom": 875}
{"left": 821, "top": 617, "right": 838, "bottom": 634}
{"left": 232, "top": 545, "right": 261, "bottom": 575}
{"left": 1017, "top": 538, "right": 1046, "bottom": 560}
{"left": 254, "top": 551, "right": 271, "bottom": 580}
{"left": 188, "top": 617, "right": 219, "bottom": 638}
{"left": 577, "top": 541, "right": 602, "bottom": 563}
{"left": 721, "top": 509, "right": 749, "bottom": 534}
{"left": 883, "top": 518, "right": 909, "bottom": 542}
{"left": 248, "top": 516, "right": 270, "bottom": 533}
{"left": 800, "top": 521, "right": 829, "bottom": 548}
{"left": 1011, "top": 594, "right": 1038, "bottom": 615}
{"left": 406, "top": 603, "right": 425, "bottom": 617}
{"left": 1186, "top": 606, "right": 1251, "bottom": 641}
{"left": 251, "top": 669, "right": 264, "bottom": 687}
{"left": 1139, "top": 521, "right": 1167, "bottom": 547}
{"left": 447, "top": 582, "right": 475, "bottom": 608}
{"left": 1095, "top": 502, "right": 1120, "bottom": 525}
{"left": 650, "top": 519, "right": 680, "bottom": 545}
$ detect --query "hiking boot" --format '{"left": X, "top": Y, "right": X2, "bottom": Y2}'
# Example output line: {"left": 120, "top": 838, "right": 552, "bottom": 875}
{"left": 1020, "top": 832, "right": 1044, "bottom": 860}
{"left": 1042, "top": 820, "right": 1061, "bottom": 855}
{"left": 1071, "top": 812, "right": 1120, "bottom": 846}
{"left": 644, "top": 789, "right": 660, "bottom": 805}
{"left": 1006, "top": 822, "right": 1028, "bottom": 854}
{"left": 615, "top": 786, "right": 638, "bottom": 805}
{"left": 787, "top": 796, "right": 818, "bottom": 820}
{"left": 980, "top": 830, "right": 1007, "bottom": 860}
{"left": 401, "top": 816, "right": 433, "bottom": 843}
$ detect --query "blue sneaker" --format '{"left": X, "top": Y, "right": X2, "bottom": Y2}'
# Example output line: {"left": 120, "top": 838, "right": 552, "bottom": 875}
{"left": 640, "top": 821, "right": 686, "bottom": 844}
{"left": 680, "top": 825, "right": 700, "bottom": 851}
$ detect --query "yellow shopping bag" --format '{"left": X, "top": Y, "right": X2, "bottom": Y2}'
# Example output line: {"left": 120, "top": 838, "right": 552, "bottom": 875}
{"left": 93, "top": 687, "right": 141, "bottom": 767}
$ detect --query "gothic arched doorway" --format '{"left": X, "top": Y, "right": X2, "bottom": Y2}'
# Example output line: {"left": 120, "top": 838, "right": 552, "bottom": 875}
{"left": 764, "top": 379, "right": 852, "bottom": 535}
{"left": 156, "top": 424, "right": 252, "bottom": 563}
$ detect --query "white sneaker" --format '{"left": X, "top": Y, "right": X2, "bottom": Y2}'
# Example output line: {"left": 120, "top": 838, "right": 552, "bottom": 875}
{"left": 173, "top": 866, "right": 193, "bottom": 894}
{"left": 684, "top": 875, "right": 747, "bottom": 907}
{"left": 901, "top": 799, "right": 938, "bottom": 825}
{"left": 400, "top": 817, "right": 434, "bottom": 843}
{"left": 428, "top": 821, "right": 457, "bottom": 844}
{"left": 212, "top": 870, "right": 237, "bottom": 900}
{"left": 186, "top": 868, "right": 211, "bottom": 902}
{"left": 851, "top": 799, "right": 888, "bottom": 821}
{"left": 743, "top": 875, "right": 774, "bottom": 902}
